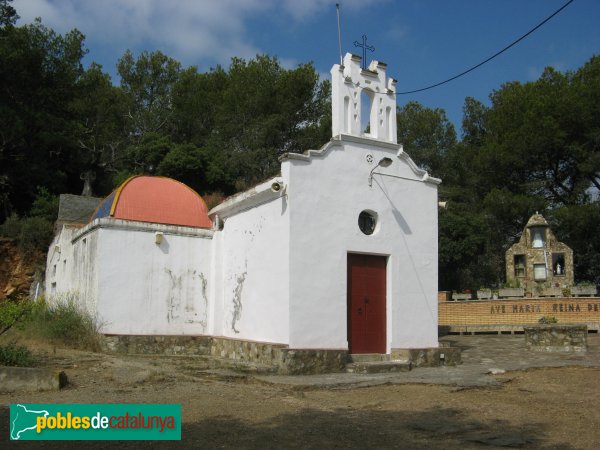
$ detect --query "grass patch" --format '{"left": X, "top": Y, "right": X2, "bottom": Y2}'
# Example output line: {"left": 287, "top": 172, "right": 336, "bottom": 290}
{"left": 0, "top": 342, "right": 35, "bottom": 367}
{"left": 25, "top": 295, "right": 103, "bottom": 352}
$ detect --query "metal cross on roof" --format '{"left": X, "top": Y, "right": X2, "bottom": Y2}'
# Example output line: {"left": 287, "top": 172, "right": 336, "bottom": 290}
{"left": 353, "top": 34, "right": 375, "bottom": 69}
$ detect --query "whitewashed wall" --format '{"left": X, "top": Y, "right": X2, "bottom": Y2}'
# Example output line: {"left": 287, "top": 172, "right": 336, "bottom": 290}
{"left": 92, "top": 219, "right": 213, "bottom": 335}
{"left": 46, "top": 219, "right": 213, "bottom": 335}
{"left": 210, "top": 181, "right": 290, "bottom": 345}
{"left": 286, "top": 136, "right": 439, "bottom": 350}
{"left": 45, "top": 225, "right": 99, "bottom": 316}
{"left": 46, "top": 137, "right": 438, "bottom": 351}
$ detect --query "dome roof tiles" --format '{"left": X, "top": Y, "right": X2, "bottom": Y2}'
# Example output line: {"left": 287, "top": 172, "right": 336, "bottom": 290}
{"left": 91, "top": 176, "right": 212, "bottom": 229}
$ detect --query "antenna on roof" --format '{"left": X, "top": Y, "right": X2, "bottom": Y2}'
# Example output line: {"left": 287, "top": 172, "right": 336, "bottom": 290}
{"left": 336, "top": 3, "right": 343, "bottom": 66}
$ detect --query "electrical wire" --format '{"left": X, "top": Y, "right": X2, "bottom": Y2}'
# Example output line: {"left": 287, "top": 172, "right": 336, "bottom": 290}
{"left": 396, "top": 0, "right": 575, "bottom": 95}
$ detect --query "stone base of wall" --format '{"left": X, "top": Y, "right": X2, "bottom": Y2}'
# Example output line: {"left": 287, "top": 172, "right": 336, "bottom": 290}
{"left": 209, "top": 336, "right": 287, "bottom": 366}
{"left": 101, "top": 335, "right": 461, "bottom": 373}
{"left": 102, "top": 335, "right": 214, "bottom": 356}
{"left": 524, "top": 324, "right": 588, "bottom": 352}
{"left": 279, "top": 349, "right": 348, "bottom": 375}
{"left": 392, "top": 344, "right": 462, "bottom": 367}
{"left": 102, "top": 335, "right": 347, "bottom": 375}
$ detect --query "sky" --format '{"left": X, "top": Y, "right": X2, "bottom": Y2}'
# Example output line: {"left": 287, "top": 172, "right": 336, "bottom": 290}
{"left": 13, "top": 0, "right": 600, "bottom": 134}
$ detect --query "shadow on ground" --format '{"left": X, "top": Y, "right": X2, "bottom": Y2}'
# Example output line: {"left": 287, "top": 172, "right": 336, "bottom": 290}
{"left": 1, "top": 404, "right": 569, "bottom": 449}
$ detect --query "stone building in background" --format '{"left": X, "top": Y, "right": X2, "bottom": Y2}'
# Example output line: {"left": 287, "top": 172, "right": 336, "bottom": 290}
{"left": 505, "top": 213, "right": 573, "bottom": 295}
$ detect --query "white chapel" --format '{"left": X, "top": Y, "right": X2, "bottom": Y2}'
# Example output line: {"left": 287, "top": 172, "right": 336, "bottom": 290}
{"left": 46, "top": 53, "right": 443, "bottom": 372}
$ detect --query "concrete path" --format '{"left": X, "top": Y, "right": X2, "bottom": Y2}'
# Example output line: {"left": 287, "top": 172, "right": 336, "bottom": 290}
{"left": 254, "top": 334, "right": 600, "bottom": 389}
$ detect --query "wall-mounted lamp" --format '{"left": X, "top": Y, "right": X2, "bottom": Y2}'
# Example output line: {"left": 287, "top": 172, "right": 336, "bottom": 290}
{"left": 271, "top": 181, "right": 284, "bottom": 193}
{"left": 154, "top": 231, "right": 164, "bottom": 245}
{"left": 368, "top": 157, "right": 393, "bottom": 186}
{"left": 438, "top": 201, "right": 448, "bottom": 209}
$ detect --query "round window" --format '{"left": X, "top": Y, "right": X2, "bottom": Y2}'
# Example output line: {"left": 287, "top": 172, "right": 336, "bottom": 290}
{"left": 358, "top": 210, "right": 377, "bottom": 235}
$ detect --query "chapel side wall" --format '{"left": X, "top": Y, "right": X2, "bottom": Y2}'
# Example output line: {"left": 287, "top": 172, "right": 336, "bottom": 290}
{"left": 213, "top": 194, "right": 290, "bottom": 344}
{"left": 45, "top": 225, "right": 99, "bottom": 317}
{"left": 76, "top": 229, "right": 99, "bottom": 316}
{"left": 94, "top": 223, "right": 212, "bottom": 335}
{"left": 45, "top": 227, "right": 74, "bottom": 299}
{"left": 287, "top": 140, "right": 439, "bottom": 351}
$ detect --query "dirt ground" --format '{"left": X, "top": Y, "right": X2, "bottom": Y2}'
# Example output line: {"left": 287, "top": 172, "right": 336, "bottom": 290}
{"left": 1, "top": 341, "right": 600, "bottom": 449}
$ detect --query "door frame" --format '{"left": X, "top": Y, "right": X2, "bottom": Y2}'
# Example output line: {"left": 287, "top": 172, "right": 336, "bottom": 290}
{"left": 346, "top": 252, "right": 390, "bottom": 354}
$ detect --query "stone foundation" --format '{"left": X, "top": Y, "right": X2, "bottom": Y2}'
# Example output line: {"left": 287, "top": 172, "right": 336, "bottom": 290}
{"left": 102, "top": 335, "right": 459, "bottom": 373}
{"left": 209, "top": 336, "right": 287, "bottom": 366}
{"left": 279, "top": 349, "right": 347, "bottom": 375}
{"left": 392, "top": 343, "right": 462, "bottom": 367}
{"left": 524, "top": 324, "right": 588, "bottom": 352}
{"left": 102, "top": 335, "right": 347, "bottom": 375}
{"left": 102, "top": 335, "right": 213, "bottom": 356}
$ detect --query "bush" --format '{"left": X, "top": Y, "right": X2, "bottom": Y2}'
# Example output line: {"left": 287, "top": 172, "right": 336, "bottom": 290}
{"left": 0, "top": 214, "right": 53, "bottom": 255}
{"left": 0, "top": 213, "right": 22, "bottom": 239}
{"left": 29, "top": 187, "right": 59, "bottom": 222}
{"left": 203, "top": 191, "right": 226, "bottom": 210}
{"left": 0, "top": 342, "right": 35, "bottom": 367}
{"left": 0, "top": 300, "right": 31, "bottom": 335}
{"left": 27, "top": 295, "right": 102, "bottom": 351}
{"left": 18, "top": 216, "right": 54, "bottom": 254}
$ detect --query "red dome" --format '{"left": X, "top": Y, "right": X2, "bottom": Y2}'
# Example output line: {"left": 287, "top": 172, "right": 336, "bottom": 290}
{"left": 92, "top": 176, "right": 212, "bottom": 228}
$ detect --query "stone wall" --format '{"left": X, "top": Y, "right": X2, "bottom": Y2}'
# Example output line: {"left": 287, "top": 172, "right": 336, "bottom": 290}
{"left": 505, "top": 215, "right": 574, "bottom": 294}
{"left": 279, "top": 349, "right": 348, "bottom": 375}
{"left": 102, "top": 335, "right": 213, "bottom": 356}
{"left": 101, "top": 335, "right": 460, "bottom": 373}
{"left": 102, "top": 335, "right": 348, "bottom": 375}
{"left": 524, "top": 324, "right": 588, "bottom": 352}
{"left": 392, "top": 344, "right": 462, "bottom": 367}
{"left": 0, "top": 367, "right": 67, "bottom": 392}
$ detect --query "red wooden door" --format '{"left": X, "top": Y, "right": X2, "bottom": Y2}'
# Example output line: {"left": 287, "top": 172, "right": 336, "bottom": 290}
{"left": 347, "top": 253, "right": 387, "bottom": 354}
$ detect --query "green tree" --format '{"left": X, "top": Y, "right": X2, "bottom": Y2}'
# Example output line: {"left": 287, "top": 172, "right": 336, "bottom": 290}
{"left": 550, "top": 203, "right": 600, "bottom": 284}
{"left": 481, "top": 62, "right": 599, "bottom": 206}
{"left": 396, "top": 101, "right": 456, "bottom": 177}
{"left": 117, "top": 50, "right": 182, "bottom": 136}
{"left": 439, "top": 56, "right": 600, "bottom": 291}
{"left": 460, "top": 97, "right": 488, "bottom": 146}
{"left": 70, "top": 63, "right": 129, "bottom": 195}
{"left": 124, "top": 132, "right": 174, "bottom": 175}
{"left": 157, "top": 143, "right": 215, "bottom": 194}
{"left": 0, "top": 15, "right": 87, "bottom": 220}
{"left": 170, "top": 66, "right": 228, "bottom": 146}
{"left": 0, "top": 0, "right": 17, "bottom": 28}
{"left": 29, "top": 186, "right": 59, "bottom": 222}
{"left": 208, "top": 55, "right": 330, "bottom": 190}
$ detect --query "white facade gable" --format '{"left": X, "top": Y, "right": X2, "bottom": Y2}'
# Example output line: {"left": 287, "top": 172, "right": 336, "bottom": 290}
{"left": 331, "top": 53, "right": 397, "bottom": 143}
